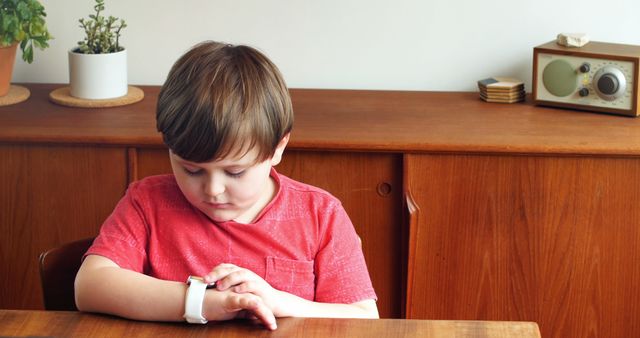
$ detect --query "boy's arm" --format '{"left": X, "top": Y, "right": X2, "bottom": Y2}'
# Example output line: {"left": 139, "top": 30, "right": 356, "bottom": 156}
{"left": 205, "top": 263, "right": 379, "bottom": 319}
{"left": 75, "top": 255, "right": 277, "bottom": 329}
{"left": 269, "top": 293, "right": 379, "bottom": 319}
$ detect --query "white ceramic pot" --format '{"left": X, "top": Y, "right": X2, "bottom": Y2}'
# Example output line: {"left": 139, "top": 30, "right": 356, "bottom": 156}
{"left": 68, "top": 48, "right": 128, "bottom": 99}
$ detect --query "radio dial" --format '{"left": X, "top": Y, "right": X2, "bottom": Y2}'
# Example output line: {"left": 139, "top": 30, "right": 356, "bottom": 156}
{"left": 579, "top": 63, "right": 590, "bottom": 73}
{"left": 593, "top": 66, "right": 627, "bottom": 101}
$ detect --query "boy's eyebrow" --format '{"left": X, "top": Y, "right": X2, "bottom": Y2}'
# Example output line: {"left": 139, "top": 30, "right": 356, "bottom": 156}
{"left": 175, "top": 159, "right": 199, "bottom": 166}
{"left": 176, "top": 157, "right": 253, "bottom": 168}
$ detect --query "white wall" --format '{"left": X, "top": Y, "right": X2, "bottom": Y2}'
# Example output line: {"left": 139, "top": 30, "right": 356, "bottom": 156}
{"left": 11, "top": 0, "right": 640, "bottom": 91}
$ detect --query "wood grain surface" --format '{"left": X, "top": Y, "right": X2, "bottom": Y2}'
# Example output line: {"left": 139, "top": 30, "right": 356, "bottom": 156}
{"left": 405, "top": 153, "right": 640, "bottom": 338}
{"left": 0, "top": 145, "right": 127, "bottom": 309}
{"left": 0, "top": 310, "right": 541, "bottom": 338}
{"left": 4, "top": 84, "right": 640, "bottom": 156}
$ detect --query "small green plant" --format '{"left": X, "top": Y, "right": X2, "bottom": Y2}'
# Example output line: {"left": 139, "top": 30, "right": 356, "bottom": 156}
{"left": 0, "top": 0, "right": 52, "bottom": 63}
{"left": 76, "top": 0, "right": 126, "bottom": 54}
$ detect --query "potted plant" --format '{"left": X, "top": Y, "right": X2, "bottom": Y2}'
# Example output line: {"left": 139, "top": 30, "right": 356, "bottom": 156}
{"left": 69, "top": 0, "right": 127, "bottom": 99}
{"left": 0, "top": 0, "right": 52, "bottom": 97}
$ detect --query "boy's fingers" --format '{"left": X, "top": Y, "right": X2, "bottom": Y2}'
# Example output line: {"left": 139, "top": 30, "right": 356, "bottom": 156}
{"left": 232, "top": 280, "right": 259, "bottom": 294}
{"left": 203, "top": 263, "right": 240, "bottom": 284}
{"left": 227, "top": 294, "right": 277, "bottom": 330}
{"left": 215, "top": 269, "right": 256, "bottom": 290}
{"left": 245, "top": 297, "right": 278, "bottom": 330}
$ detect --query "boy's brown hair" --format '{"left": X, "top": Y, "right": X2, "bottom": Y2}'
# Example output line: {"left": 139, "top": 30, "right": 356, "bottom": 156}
{"left": 157, "top": 41, "right": 293, "bottom": 163}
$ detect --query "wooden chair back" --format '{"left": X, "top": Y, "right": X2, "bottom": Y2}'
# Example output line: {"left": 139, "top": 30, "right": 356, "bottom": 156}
{"left": 38, "top": 237, "right": 94, "bottom": 310}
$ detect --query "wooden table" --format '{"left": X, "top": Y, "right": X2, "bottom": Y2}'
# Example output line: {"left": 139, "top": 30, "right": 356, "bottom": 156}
{"left": 0, "top": 310, "right": 540, "bottom": 338}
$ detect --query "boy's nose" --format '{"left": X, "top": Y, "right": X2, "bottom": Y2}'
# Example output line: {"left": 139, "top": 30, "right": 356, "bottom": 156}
{"left": 204, "top": 177, "right": 225, "bottom": 197}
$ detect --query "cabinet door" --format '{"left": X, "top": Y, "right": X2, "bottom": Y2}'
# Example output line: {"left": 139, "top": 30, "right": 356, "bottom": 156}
{"left": 133, "top": 147, "right": 172, "bottom": 180}
{"left": 0, "top": 145, "right": 127, "bottom": 309}
{"left": 278, "top": 150, "right": 403, "bottom": 319}
{"left": 405, "top": 153, "right": 640, "bottom": 338}
{"left": 133, "top": 148, "right": 404, "bottom": 318}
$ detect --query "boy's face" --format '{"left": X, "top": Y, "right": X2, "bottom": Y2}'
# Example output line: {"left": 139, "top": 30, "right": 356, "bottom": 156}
{"left": 169, "top": 136, "right": 288, "bottom": 224}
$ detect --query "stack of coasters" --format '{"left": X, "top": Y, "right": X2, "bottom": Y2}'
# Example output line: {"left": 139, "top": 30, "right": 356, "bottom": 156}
{"left": 477, "top": 77, "right": 525, "bottom": 103}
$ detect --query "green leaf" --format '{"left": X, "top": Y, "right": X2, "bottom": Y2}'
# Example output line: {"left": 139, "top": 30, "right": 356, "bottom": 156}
{"left": 16, "top": 2, "right": 31, "bottom": 21}
{"left": 73, "top": 0, "right": 127, "bottom": 54}
{"left": 1, "top": 0, "right": 52, "bottom": 62}
{"left": 23, "top": 42, "right": 33, "bottom": 63}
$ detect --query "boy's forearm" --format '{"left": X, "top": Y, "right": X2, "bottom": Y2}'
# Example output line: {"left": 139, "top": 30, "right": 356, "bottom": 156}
{"left": 75, "top": 264, "right": 187, "bottom": 321}
{"left": 277, "top": 291, "right": 379, "bottom": 319}
{"left": 75, "top": 256, "right": 375, "bottom": 324}
{"left": 75, "top": 256, "right": 274, "bottom": 327}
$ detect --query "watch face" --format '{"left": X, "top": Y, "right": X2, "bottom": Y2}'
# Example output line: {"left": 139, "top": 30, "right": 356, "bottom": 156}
{"left": 186, "top": 276, "right": 205, "bottom": 284}
{"left": 186, "top": 276, "right": 216, "bottom": 288}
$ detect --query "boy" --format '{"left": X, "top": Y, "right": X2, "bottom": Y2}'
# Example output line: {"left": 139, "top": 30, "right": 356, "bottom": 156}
{"left": 74, "top": 41, "right": 378, "bottom": 330}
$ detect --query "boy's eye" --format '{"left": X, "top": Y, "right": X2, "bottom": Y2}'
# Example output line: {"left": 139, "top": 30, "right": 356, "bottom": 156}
{"left": 225, "top": 170, "right": 245, "bottom": 178}
{"left": 183, "top": 167, "right": 203, "bottom": 176}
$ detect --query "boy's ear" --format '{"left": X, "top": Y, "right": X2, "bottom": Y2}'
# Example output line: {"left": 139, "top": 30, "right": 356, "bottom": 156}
{"left": 270, "top": 133, "right": 290, "bottom": 166}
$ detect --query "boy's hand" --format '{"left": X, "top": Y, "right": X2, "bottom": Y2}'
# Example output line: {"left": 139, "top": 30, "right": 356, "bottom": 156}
{"left": 204, "top": 263, "right": 289, "bottom": 317}
{"left": 203, "top": 287, "right": 277, "bottom": 330}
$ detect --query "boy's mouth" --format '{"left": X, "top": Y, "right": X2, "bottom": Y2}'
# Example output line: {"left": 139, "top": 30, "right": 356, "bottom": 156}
{"left": 204, "top": 201, "right": 232, "bottom": 209}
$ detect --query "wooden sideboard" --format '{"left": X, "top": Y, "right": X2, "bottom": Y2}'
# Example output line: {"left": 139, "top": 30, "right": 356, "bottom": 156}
{"left": 2, "top": 84, "right": 640, "bottom": 337}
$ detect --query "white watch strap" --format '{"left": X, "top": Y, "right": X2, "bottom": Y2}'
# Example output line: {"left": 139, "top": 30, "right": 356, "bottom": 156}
{"left": 184, "top": 276, "right": 208, "bottom": 324}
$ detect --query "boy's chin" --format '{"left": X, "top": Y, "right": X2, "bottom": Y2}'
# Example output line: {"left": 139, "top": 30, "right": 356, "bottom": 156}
{"left": 205, "top": 213, "right": 235, "bottom": 223}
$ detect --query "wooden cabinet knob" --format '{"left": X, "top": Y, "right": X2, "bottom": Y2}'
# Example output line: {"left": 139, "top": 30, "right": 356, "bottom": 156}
{"left": 377, "top": 182, "right": 392, "bottom": 196}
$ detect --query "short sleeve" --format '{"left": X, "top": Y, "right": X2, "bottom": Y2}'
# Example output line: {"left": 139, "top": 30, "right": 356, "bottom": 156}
{"left": 313, "top": 201, "right": 377, "bottom": 304}
{"left": 85, "top": 182, "right": 149, "bottom": 272}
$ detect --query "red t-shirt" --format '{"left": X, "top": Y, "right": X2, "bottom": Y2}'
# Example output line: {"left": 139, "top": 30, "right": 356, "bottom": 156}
{"left": 86, "top": 169, "right": 377, "bottom": 304}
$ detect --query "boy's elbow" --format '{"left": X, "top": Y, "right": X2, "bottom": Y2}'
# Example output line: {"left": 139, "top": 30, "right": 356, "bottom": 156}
{"left": 74, "top": 259, "right": 105, "bottom": 312}
{"left": 353, "top": 299, "right": 379, "bottom": 318}
{"left": 364, "top": 307, "right": 380, "bottom": 319}
{"left": 74, "top": 254, "right": 119, "bottom": 312}
{"left": 74, "top": 271, "right": 90, "bottom": 311}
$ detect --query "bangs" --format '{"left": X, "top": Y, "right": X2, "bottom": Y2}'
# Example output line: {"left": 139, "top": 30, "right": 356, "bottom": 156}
{"left": 157, "top": 41, "right": 293, "bottom": 164}
{"left": 161, "top": 84, "right": 278, "bottom": 164}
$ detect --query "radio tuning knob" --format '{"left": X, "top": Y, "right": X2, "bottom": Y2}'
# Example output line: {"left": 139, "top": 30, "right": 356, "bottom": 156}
{"left": 579, "top": 63, "right": 590, "bottom": 73}
{"left": 593, "top": 66, "right": 627, "bottom": 101}
{"left": 598, "top": 74, "right": 619, "bottom": 94}
{"left": 579, "top": 88, "right": 589, "bottom": 97}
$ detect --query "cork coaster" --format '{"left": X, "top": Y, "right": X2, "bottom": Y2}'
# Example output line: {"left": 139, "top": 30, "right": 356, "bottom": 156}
{"left": 0, "top": 85, "right": 30, "bottom": 106}
{"left": 49, "top": 86, "right": 144, "bottom": 108}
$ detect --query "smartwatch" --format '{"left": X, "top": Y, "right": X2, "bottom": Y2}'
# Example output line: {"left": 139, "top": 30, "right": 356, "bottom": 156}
{"left": 184, "top": 276, "right": 216, "bottom": 324}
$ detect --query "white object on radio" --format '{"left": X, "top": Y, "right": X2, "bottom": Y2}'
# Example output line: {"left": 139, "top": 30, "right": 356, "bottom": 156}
{"left": 556, "top": 33, "right": 590, "bottom": 47}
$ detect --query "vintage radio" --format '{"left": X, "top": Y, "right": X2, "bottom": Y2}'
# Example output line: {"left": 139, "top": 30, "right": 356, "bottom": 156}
{"left": 533, "top": 40, "right": 640, "bottom": 116}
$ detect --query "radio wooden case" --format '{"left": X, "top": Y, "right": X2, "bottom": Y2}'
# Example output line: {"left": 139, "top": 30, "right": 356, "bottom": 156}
{"left": 533, "top": 40, "right": 640, "bottom": 117}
